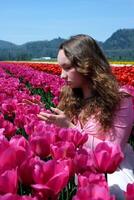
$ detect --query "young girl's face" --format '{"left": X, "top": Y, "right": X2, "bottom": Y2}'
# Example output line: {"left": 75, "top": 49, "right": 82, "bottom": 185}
{"left": 57, "top": 49, "right": 86, "bottom": 88}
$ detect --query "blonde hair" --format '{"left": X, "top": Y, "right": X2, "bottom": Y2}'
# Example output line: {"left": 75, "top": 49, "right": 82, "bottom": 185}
{"left": 57, "top": 34, "right": 129, "bottom": 131}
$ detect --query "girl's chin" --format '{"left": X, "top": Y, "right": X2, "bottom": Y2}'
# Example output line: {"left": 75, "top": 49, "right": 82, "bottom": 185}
{"left": 67, "top": 82, "right": 72, "bottom": 87}
{"left": 69, "top": 85, "right": 77, "bottom": 89}
{"left": 66, "top": 82, "right": 77, "bottom": 88}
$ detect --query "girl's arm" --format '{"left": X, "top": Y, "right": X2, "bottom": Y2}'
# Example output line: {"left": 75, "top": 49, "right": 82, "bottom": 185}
{"left": 75, "top": 96, "right": 134, "bottom": 151}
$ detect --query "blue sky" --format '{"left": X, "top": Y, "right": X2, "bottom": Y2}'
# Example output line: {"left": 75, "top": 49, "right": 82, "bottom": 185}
{"left": 0, "top": 0, "right": 133, "bottom": 44}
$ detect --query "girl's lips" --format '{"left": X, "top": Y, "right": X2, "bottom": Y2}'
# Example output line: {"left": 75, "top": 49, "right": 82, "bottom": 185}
{"left": 67, "top": 81, "right": 72, "bottom": 85}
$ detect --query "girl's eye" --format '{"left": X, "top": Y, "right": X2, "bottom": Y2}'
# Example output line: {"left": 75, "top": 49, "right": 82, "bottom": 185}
{"left": 66, "top": 67, "right": 71, "bottom": 70}
{"left": 60, "top": 64, "right": 73, "bottom": 71}
{"left": 64, "top": 65, "right": 72, "bottom": 71}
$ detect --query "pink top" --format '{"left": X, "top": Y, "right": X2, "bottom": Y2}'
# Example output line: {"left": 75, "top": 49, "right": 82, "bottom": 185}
{"left": 75, "top": 92, "right": 134, "bottom": 152}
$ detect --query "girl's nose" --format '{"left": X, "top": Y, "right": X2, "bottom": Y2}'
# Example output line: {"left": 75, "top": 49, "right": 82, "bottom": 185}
{"left": 60, "top": 69, "right": 67, "bottom": 79}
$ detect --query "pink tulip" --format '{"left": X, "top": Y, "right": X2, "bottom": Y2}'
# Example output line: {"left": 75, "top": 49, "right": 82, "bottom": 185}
{"left": 44, "top": 85, "right": 50, "bottom": 92}
{"left": 92, "top": 142, "right": 124, "bottom": 173}
{"left": 25, "top": 104, "right": 40, "bottom": 115}
{"left": 24, "top": 119, "right": 36, "bottom": 135}
{"left": 1, "top": 120, "right": 17, "bottom": 138}
{"left": 20, "top": 195, "right": 38, "bottom": 200}
{"left": 19, "top": 156, "right": 43, "bottom": 185}
{"left": 32, "top": 159, "right": 69, "bottom": 199}
{"left": 14, "top": 112, "right": 27, "bottom": 128}
{"left": 125, "top": 183, "right": 134, "bottom": 200}
{"left": 0, "top": 93, "right": 6, "bottom": 103}
{"left": 32, "top": 121, "right": 60, "bottom": 137}
{"left": 0, "top": 168, "right": 18, "bottom": 194}
{"left": 1, "top": 99, "right": 17, "bottom": 116}
{"left": 50, "top": 141, "right": 76, "bottom": 160}
{"left": 0, "top": 115, "right": 4, "bottom": 124}
{"left": 10, "top": 135, "right": 33, "bottom": 165}
{"left": 52, "top": 96, "right": 59, "bottom": 106}
{"left": 29, "top": 122, "right": 58, "bottom": 158}
{"left": 0, "top": 194, "right": 38, "bottom": 200}
{"left": 30, "top": 136, "right": 51, "bottom": 158}
{"left": 0, "top": 128, "right": 5, "bottom": 135}
{"left": 58, "top": 128, "right": 88, "bottom": 147}
{"left": 26, "top": 119, "right": 59, "bottom": 138}
{"left": 0, "top": 135, "right": 31, "bottom": 174}
{"left": 10, "top": 135, "right": 30, "bottom": 151}
{"left": 29, "top": 132, "right": 56, "bottom": 158}
{"left": 61, "top": 158, "right": 75, "bottom": 178}
{"left": 0, "top": 194, "right": 19, "bottom": 200}
{"left": 73, "top": 148, "right": 95, "bottom": 174}
{"left": 14, "top": 103, "right": 39, "bottom": 129}
{"left": 0, "top": 136, "right": 9, "bottom": 152}
{"left": 0, "top": 138, "right": 17, "bottom": 173}
{"left": 78, "top": 172, "right": 107, "bottom": 188}
{"left": 73, "top": 174, "right": 115, "bottom": 200}
{"left": 73, "top": 185, "right": 115, "bottom": 200}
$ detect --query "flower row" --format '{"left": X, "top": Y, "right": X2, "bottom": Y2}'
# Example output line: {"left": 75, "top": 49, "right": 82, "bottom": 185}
{"left": 1, "top": 61, "right": 134, "bottom": 86}
{"left": 110, "top": 61, "right": 134, "bottom": 65}
{"left": 0, "top": 63, "right": 117, "bottom": 199}
{"left": 0, "top": 62, "right": 134, "bottom": 199}
{"left": 0, "top": 61, "right": 61, "bottom": 75}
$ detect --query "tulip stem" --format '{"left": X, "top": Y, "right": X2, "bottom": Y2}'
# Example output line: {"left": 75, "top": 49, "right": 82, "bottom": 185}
{"left": 18, "top": 181, "right": 23, "bottom": 195}
{"left": 66, "top": 186, "right": 69, "bottom": 200}
{"left": 105, "top": 173, "right": 108, "bottom": 182}
{"left": 59, "top": 177, "right": 77, "bottom": 200}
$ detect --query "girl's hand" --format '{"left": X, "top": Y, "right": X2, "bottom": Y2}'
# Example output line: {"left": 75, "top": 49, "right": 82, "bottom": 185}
{"left": 22, "top": 99, "right": 45, "bottom": 108}
{"left": 37, "top": 107, "right": 75, "bottom": 128}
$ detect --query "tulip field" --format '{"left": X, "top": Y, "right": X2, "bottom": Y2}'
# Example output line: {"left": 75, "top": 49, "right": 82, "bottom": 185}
{"left": 0, "top": 61, "right": 134, "bottom": 200}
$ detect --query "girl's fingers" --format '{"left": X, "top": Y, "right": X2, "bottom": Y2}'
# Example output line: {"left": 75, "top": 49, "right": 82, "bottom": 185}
{"left": 39, "top": 112, "right": 57, "bottom": 120}
{"left": 22, "top": 99, "right": 45, "bottom": 108}
{"left": 37, "top": 114, "right": 57, "bottom": 123}
{"left": 22, "top": 99, "right": 35, "bottom": 105}
{"left": 37, "top": 114, "right": 48, "bottom": 121}
{"left": 50, "top": 107, "right": 63, "bottom": 115}
{"left": 39, "top": 112, "right": 51, "bottom": 118}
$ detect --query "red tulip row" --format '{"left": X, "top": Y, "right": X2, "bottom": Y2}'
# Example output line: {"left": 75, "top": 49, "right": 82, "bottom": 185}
{"left": 0, "top": 61, "right": 61, "bottom": 75}
{"left": 112, "top": 66, "right": 134, "bottom": 86}
{"left": 1, "top": 62, "right": 134, "bottom": 86}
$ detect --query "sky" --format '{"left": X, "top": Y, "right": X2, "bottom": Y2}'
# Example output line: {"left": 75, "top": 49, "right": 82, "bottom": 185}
{"left": 0, "top": 0, "right": 134, "bottom": 45}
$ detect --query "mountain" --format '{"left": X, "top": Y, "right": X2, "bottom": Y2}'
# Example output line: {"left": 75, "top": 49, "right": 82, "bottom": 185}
{"left": 103, "top": 29, "right": 134, "bottom": 49}
{"left": 0, "top": 37, "right": 65, "bottom": 61}
{"left": 102, "top": 29, "right": 134, "bottom": 60}
{"left": 0, "top": 29, "right": 134, "bottom": 61}
{"left": 0, "top": 40, "right": 17, "bottom": 49}
{"left": 21, "top": 37, "right": 65, "bottom": 58}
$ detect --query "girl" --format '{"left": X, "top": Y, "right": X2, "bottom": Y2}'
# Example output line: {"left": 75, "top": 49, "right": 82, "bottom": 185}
{"left": 38, "top": 34, "right": 134, "bottom": 199}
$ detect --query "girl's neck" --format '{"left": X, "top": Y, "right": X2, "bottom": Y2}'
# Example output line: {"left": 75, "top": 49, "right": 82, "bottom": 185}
{"left": 82, "top": 84, "right": 92, "bottom": 100}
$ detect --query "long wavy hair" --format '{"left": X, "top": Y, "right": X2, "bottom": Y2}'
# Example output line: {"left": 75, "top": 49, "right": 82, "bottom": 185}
{"left": 57, "top": 34, "right": 129, "bottom": 132}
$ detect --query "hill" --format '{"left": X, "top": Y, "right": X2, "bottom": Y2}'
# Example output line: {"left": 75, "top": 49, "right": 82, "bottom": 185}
{"left": 102, "top": 29, "right": 134, "bottom": 60}
{"left": 0, "top": 29, "right": 134, "bottom": 61}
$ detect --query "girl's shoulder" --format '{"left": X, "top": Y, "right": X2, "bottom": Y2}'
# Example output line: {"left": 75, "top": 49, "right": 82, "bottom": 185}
{"left": 119, "top": 85, "right": 134, "bottom": 96}
{"left": 114, "top": 87, "right": 134, "bottom": 127}
{"left": 118, "top": 86, "right": 134, "bottom": 108}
